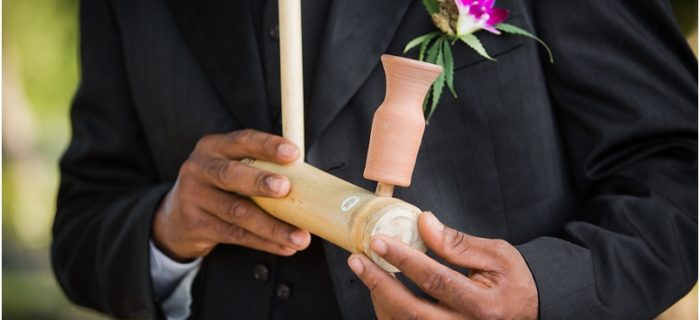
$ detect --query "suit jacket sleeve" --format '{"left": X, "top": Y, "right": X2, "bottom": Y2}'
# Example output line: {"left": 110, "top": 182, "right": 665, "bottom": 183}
{"left": 516, "top": 1, "right": 697, "bottom": 319}
{"left": 51, "top": 0, "right": 168, "bottom": 318}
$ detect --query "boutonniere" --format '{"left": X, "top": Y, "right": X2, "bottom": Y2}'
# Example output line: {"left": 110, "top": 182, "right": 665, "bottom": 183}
{"left": 405, "top": 0, "right": 553, "bottom": 122}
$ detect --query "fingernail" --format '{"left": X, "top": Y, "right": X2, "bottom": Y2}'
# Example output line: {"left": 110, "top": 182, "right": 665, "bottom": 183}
{"left": 348, "top": 257, "right": 364, "bottom": 275}
{"left": 289, "top": 230, "right": 307, "bottom": 247}
{"left": 426, "top": 212, "right": 444, "bottom": 231}
{"left": 278, "top": 143, "right": 298, "bottom": 158}
{"left": 371, "top": 238, "right": 388, "bottom": 256}
{"left": 265, "top": 176, "right": 287, "bottom": 194}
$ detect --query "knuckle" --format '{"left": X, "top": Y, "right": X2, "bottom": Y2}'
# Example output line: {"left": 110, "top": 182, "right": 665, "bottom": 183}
{"left": 179, "top": 159, "right": 198, "bottom": 177}
{"left": 261, "top": 135, "right": 280, "bottom": 155}
{"left": 182, "top": 206, "right": 205, "bottom": 227}
{"left": 225, "top": 224, "right": 247, "bottom": 241}
{"left": 368, "top": 278, "right": 382, "bottom": 293}
{"left": 443, "top": 228, "right": 470, "bottom": 255}
{"left": 267, "top": 220, "right": 281, "bottom": 237}
{"left": 215, "top": 161, "right": 235, "bottom": 183}
{"left": 492, "top": 239, "right": 512, "bottom": 257}
{"left": 267, "top": 220, "right": 293, "bottom": 243}
{"left": 212, "top": 196, "right": 233, "bottom": 218}
{"left": 177, "top": 179, "right": 197, "bottom": 200}
{"left": 230, "top": 129, "right": 255, "bottom": 146}
{"left": 228, "top": 199, "right": 250, "bottom": 220}
{"left": 421, "top": 270, "right": 452, "bottom": 293}
{"left": 254, "top": 172, "right": 270, "bottom": 193}
{"left": 493, "top": 239, "right": 508, "bottom": 246}
{"left": 196, "top": 134, "right": 218, "bottom": 151}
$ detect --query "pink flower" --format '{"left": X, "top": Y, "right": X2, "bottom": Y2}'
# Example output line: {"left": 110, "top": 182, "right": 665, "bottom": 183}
{"left": 455, "top": 0, "right": 509, "bottom": 35}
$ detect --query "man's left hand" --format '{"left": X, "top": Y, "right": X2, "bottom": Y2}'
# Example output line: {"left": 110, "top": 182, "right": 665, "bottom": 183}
{"left": 347, "top": 212, "right": 539, "bottom": 319}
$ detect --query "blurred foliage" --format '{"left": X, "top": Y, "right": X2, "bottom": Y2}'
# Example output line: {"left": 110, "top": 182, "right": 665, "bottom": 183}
{"left": 670, "top": 0, "right": 699, "bottom": 35}
{"left": 0, "top": 0, "right": 696, "bottom": 319}
{"left": 3, "top": 0, "right": 106, "bottom": 318}
{"left": 4, "top": 0, "right": 79, "bottom": 115}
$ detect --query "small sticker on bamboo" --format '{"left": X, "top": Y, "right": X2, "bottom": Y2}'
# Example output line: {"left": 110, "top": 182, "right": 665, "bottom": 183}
{"left": 340, "top": 196, "right": 360, "bottom": 212}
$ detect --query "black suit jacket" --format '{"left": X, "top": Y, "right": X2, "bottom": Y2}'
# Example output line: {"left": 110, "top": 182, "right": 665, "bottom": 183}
{"left": 52, "top": 0, "right": 698, "bottom": 319}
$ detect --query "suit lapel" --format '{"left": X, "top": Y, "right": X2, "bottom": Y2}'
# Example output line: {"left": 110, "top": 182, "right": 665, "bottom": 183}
{"left": 165, "top": 0, "right": 412, "bottom": 144}
{"left": 307, "top": 0, "right": 412, "bottom": 148}
{"left": 166, "top": 0, "right": 272, "bottom": 132}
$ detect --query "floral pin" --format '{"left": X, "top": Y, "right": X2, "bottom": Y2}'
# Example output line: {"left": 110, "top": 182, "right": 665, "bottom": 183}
{"left": 405, "top": 0, "right": 553, "bottom": 122}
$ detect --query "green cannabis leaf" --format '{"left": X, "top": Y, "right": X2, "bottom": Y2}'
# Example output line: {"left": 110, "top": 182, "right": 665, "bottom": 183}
{"left": 404, "top": 0, "right": 553, "bottom": 123}
{"left": 496, "top": 23, "right": 554, "bottom": 63}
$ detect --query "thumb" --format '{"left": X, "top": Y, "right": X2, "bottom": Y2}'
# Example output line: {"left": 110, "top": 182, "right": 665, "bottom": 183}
{"left": 418, "top": 212, "right": 497, "bottom": 271}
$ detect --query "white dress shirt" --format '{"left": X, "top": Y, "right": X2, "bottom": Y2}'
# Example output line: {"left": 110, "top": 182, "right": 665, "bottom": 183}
{"left": 149, "top": 241, "right": 201, "bottom": 320}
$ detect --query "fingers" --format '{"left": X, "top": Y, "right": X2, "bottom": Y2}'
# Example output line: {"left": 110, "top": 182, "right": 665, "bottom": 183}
{"left": 199, "top": 129, "right": 299, "bottom": 163}
{"left": 198, "top": 207, "right": 299, "bottom": 256}
{"left": 196, "top": 189, "right": 311, "bottom": 250}
{"left": 188, "top": 130, "right": 298, "bottom": 197}
{"left": 197, "top": 158, "right": 291, "bottom": 197}
{"left": 347, "top": 254, "right": 457, "bottom": 320}
{"left": 418, "top": 212, "right": 499, "bottom": 271}
{"left": 370, "top": 236, "right": 486, "bottom": 311}
{"left": 162, "top": 130, "right": 303, "bottom": 260}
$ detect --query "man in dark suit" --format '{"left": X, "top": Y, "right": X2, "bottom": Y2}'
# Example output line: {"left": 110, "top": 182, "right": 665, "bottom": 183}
{"left": 52, "top": 0, "right": 697, "bottom": 319}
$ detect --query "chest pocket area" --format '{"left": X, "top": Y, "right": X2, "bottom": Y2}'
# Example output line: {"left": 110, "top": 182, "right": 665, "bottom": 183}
{"left": 444, "top": 20, "right": 556, "bottom": 209}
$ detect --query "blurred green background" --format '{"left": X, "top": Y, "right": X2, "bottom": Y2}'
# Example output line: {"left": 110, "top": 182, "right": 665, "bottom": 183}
{"left": 2, "top": 0, "right": 106, "bottom": 318}
{"left": 1, "top": 0, "right": 697, "bottom": 319}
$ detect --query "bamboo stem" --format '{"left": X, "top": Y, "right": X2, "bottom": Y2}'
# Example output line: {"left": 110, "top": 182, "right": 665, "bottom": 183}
{"left": 375, "top": 182, "right": 395, "bottom": 197}
{"left": 248, "top": 160, "right": 426, "bottom": 272}
{"left": 278, "top": 0, "right": 305, "bottom": 162}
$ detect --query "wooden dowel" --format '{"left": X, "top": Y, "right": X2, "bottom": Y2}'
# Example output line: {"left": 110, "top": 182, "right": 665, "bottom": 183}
{"left": 279, "top": 0, "right": 305, "bottom": 162}
{"left": 375, "top": 182, "right": 395, "bottom": 197}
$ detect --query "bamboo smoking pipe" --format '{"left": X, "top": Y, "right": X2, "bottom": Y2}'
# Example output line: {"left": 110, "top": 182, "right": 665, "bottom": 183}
{"left": 245, "top": 0, "right": 442, "bottom": 272}
{"left": 246, "top": 55, "right": 441, "bottom": 272}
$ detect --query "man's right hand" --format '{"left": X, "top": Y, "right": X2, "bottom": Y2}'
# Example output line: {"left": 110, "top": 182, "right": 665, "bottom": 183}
{"left": 152, "top": 129, "right": 311, "bottom": 262}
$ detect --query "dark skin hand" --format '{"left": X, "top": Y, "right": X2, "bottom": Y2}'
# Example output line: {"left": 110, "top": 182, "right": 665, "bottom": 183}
{"left": 348, "top": 212, "right": 538, "bottom": 320}
{"left": 153, "top": 129, "right": 311, "bottom": 261}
